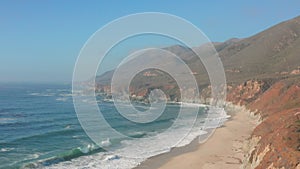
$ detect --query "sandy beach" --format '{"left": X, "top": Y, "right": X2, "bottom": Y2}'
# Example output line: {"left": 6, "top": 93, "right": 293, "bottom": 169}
{"left": 137, "top": 105, "right": 259, "bottom": 169}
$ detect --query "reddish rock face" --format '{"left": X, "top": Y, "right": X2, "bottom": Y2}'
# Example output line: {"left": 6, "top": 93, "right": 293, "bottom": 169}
{"left": 252, "top": 108, "right": 300, "bottom": 169}
{"left": 248, "top": 82, "right": 286, "bottom": 115}
{"left": 136, "top": 88, "right": 148, "bottom": 97}
{"left": 227, "top": 80, "right": 269, "bottom": 106}
{"left": 227, "top": 79, "right": 300, "bottom": 169}
{"left": 249, "top": 81, "right": 300, "bottom": 117}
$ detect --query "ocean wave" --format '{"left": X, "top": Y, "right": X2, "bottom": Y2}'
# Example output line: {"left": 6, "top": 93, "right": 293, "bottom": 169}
{"left": 26, "top": 106, "right": 227, "bottom": 169}
{"left": 56, "top": 89, "right": 71, "bottom": 92}
{"left": 104, "top": 154, "right": 120, "bottom": 161}
{"left": 128, "top": 131, "right": 148, "bottom": 138}
{"left": 0, "top": 118, "right": 17, "bottom": 124}
{"left": 9, "top": 128, "right": 81, "bottom": 143}
{"left": 28, "top": 93, "right": 55, "bottom": 97}
{"left": 100, "top": 138, "right": 112, "bottom": 147}
{"left": 0, "top": 116, "right": 77, "bottom": 130}
{"left": 55, "top": 97, "right": 68, "bottom": 102}
{"left": 0, "top": 107, "right": 21, "bottom": 113}
{"left": 179, "top": 102, "right": 207, "bottom": 107}
{"left": 22, "top": 144, "right": 103, "bottom": 169}
{"left": 43, "top": 123, "right": 211, "bottom": 169}
{"left": 0, "top": 147, "right": 15, "bottom": 152}
{"left": 25, "top": 153, "right": 41, "bottom": 160}
{"left": 58, "top": 93, "right": 73, "bottom": 97}
{"left": 71, "top": 135, "right": 85, "bottom": 139}
{"left": 42, "top": 152, "right": 141, "bottom": 169}
{"left": 18, "top": 153, "right": 43, "bottom": 169}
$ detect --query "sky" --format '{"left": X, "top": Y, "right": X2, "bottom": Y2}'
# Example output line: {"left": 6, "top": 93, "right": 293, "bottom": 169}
{"left": 0, "top": 0, "right": 300, "bottom": 83}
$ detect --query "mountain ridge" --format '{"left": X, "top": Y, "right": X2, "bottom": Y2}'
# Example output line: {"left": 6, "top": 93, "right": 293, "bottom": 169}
{"left": 95, "top": 15, "right": 300, "bottom": 99}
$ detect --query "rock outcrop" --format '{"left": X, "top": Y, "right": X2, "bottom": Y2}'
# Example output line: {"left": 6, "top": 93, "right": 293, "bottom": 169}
{"left": 227, "top": 79, "right": 300, "bottom": 169}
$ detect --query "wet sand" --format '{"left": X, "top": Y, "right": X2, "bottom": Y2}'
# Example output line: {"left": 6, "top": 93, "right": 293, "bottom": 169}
{"left": 136, "top": 105, "right": 258, "bottom": 169}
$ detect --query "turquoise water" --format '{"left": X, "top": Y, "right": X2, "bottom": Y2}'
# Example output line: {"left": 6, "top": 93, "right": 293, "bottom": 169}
{"left": 0, "top": 84, "right": 210, "bottom": 169}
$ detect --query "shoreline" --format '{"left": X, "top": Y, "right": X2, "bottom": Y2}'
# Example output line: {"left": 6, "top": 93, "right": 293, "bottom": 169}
{"left": 136, "top": 104, "right": 259, "bottom": 169}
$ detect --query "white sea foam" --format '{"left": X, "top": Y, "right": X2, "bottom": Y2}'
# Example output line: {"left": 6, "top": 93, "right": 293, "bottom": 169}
{"left": 179, "top": 102, "right": 207, "bottom": 107}
{"left": 0, "top": 148, "right": 14, "bottom": 152}
{"left": 43, "top": 106, "right": 228, "bottom": 169}
{"left": 56, "top": 97, "right": 68, "bottom": 102}
{"left": 104, "top": 155, "right": 120, "bottom": 161}
{"left": 0, "top": 118, "right": 16, "bottom": 124}
{"left": 128, "top": 131, "right": 147, "bottom": 137}
{"left": 101, "top": 138, "right": 111, "bottom": 147}
{"left": 44, "top": 124, "right": 211, "bottom": 169}
{"left": 72, "top": 135, "right": 85, "bottom": 139}
{"left": 22, "top": 153, "right": 41, "bottom": 161}
{"left": 56, "top": 89, "right": 71, "bottom": 92}
{"left": 29, "top": 92, "right": 55, "bottom": 97}
{"left": 79, "top": 144, "right": 97, "bottom": 154}
{"left": 58, "top": 93, "right": 72, "bottom": 97}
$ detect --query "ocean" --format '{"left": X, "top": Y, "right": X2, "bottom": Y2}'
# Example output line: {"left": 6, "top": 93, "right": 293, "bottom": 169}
{"left": 0, "top": 83, "right": 227, "bottom": 169}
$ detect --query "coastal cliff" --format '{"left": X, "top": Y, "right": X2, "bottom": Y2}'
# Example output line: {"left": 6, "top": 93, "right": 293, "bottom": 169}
{"left": 227, "top": 79, "right": 300, "bottom": 169}
{"left": 96, "top": 76, "right": 300, "bottom": 169}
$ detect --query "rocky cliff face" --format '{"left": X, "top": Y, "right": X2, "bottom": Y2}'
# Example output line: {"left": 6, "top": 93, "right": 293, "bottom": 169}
{"left": 227, "top": 80, "right": 270, "bottom": 106}
{"left": 227, "top": 79, "right": 300, "bottom": 169}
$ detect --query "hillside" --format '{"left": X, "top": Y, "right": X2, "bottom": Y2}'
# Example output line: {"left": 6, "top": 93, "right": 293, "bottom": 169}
{"left": 94, "top": 15, "right": 300, "bottom": 169}
{"left": 96, "top": 15, "right": 300, "bottom": 100}
{"left": 227, "top": 78, "right": 300, "bottom": 168}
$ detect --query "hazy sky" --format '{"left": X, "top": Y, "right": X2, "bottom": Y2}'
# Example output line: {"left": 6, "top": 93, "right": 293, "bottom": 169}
{"left": 1, "top": 1, "right": 300, "bottom": 83}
